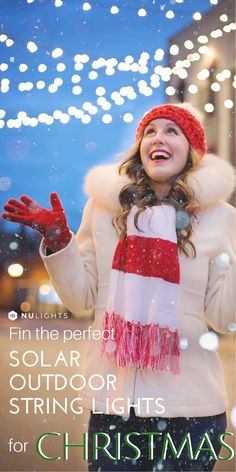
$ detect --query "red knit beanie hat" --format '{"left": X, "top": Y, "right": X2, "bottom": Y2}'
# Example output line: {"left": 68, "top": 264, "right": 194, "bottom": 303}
{"left": 136, "top": 103, "right": 206, "bottom": 157}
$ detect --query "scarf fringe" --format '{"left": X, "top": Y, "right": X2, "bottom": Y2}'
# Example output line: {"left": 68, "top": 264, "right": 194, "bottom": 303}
{"left": 102, "top": 312, "right": 180, "bottom": 375}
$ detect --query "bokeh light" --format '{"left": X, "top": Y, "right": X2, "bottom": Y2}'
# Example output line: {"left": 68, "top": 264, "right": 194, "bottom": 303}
{"left": 199, "top": 332, "right": 219, "bottom": 351}
{"left": 0, "top": 176, "right": 11, "bottom": 191}
{"left": 215, "top": 252, "right": 230, "bottom": 268}
{"left": 8, "top": 263, "right": 24, "bottom": 277}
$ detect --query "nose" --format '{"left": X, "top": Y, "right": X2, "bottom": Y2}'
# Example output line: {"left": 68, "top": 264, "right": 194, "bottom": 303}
{"left": 152, "top": 129, "right": 165, "bottom": 144}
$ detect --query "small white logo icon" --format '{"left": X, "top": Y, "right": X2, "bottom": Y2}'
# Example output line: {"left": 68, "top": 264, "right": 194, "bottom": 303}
{"left": 8, "top": 310, "right": 18, "bottom": 321}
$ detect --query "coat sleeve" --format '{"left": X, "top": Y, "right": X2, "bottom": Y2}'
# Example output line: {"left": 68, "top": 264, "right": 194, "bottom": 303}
{"left": 204, "top": 207, "right": 236, "bottom": 333}
{"left": 39, "top": 198, "right": 98, "bottom": 317}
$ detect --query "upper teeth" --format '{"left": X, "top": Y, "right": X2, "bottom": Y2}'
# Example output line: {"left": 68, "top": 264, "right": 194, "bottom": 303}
{"left": 151, "top": 151, "right": 171, "bottom": 159}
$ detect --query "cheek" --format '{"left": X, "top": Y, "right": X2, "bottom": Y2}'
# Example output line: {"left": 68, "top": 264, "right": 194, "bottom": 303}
{"left": 175, "top": 147, "right": 189, "bottom": 172}
{"left": 180, "top": 138, "right": 189, "bottom": 158}
{"left": 140, "top": 143, "right": 148, "bottom": 165}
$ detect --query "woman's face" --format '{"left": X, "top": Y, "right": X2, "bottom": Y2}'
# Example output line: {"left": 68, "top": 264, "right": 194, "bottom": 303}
{"left": 140, "top": 118, "right": 190, "bottom": 188}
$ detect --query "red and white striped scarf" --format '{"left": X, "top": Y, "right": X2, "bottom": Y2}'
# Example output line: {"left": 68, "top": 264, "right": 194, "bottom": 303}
{"left": 102, "top": 204, "right": 181, "bottom": 375}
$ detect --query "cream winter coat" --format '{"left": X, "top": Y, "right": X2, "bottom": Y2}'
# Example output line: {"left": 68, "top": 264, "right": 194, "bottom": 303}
{"left": 40, "top": 153, "right": 236, "bottom": 418}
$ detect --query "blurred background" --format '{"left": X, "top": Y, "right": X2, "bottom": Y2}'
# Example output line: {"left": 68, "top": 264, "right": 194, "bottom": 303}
{"left": 0, "top": 0, "right": 235, "bottom": 471}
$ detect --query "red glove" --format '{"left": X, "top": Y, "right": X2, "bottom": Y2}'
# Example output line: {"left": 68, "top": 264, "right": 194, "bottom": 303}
{"left": 2, "top": 192, "right": 71, "bottom": 252}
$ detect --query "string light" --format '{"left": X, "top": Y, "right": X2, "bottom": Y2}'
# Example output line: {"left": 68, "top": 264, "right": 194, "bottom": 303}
{"left": 6, "top": 39, "right": 14, "bottom": 47}
{"left": 38, "top": 64, "right": 47, "bottom": 72}
{"left": 72, "top": 85, "right": 82, "bottom": 95}
{"left": 166, "top": 86, "right": 176, "bottom": 96}
{"left": 193, "top": 12, "right": 202, "bottom": 21}
{"left": 204, "top": 103, "right": 214, "bottom": 113}
{"left": 36, "top": 80, "right": 46, "bottom": 89}
{"left": 53, "top": 110, "right": 62, "bottom": 119}
{"left": 154, "top": 48, "right": 165, "bottom": 61}
{"left": 197, "top": 69, "right": 210, "bottom": 80}
{"left": 1, "top": 78, "right": 10, "bottom": 93}
{"left": 82, "top": 2, "right": 91, "bottom": 11}
{"left": 54, "top": 78, "right": 63, "bottom": 87}
{"left": 188, "top": 84, "right": 198, "bottom": 94}
{"left": 56, "top": 63, "right": 66, "bottom": 72}
{"left": 123, "top": 113, "right": 133, "bottom": 123}
{"left": 105, "top": 67, "right": 115, "bottom": 76}
{"left": 27, "top": 41, "right": 38, "bottom": 53}
{"left": 88, "top": 71, "right": 98, "bottom": 80}
{"left": 210, "top": 29, "right": 222, "bottom": 38}
{"left": 138, "top": 9, "right": 147, "bottom": 17}
{"left": 110, "top": 6, "right": 119, "bottom": 14}
{"left": 102, "top": 114, "right": 112, "bottom": 124}
{"left": 166, "top": 11, "right": 175, "bottom": 19}
{"left": 19, "top": 63, "right": 28, "bottom": 72}
{"left": 198, "top": 46, "right": 209, "bottom": 54}
{"left": 184, "top": 40, "right": 194, "bottom": 49}
{"left": 125, "top": 55, "right": 134, "bottom": 64}
{"left": 211, "top": 82, "right": 220, "bottom": 92}
{"left": 178, "top": 69, "right": 188, "bottom": 79}
{"left": 0, "top": 4, "right": 234, "bottom": 130}
{"left": 197, "top": 35, "right": 208, "bottom": 44}
{"left": 220, "top": 14, "right": 228, "bottom": 22}
{"left": 0, "top": 63, "right": 8, "bottom": 71}
{"left": 81, "top": 114, "right": 91, "bottom": 124}
{"left": 74, "top": 63, "right": 84, "bottom": 71}
{"left": 51, "top": 48, "right": 63, "bottom": 59}
{"left": 224, "top": 99, "right": 233, "bottom": 109}
{"left": 60, "top": 113, "right": 70, "bottom": 124}
{"left": 170, "top": 45, "right": 179, "bottom": 55}
{"left": 71, "top": 74, "right": 81, "bottom": 83}
{"left": 96, "top": 86, "right": 106, "bottom": 96}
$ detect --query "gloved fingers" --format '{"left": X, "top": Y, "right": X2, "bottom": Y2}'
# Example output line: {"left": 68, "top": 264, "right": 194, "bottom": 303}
{"left": 3, "top": 203, "right": 26, "bottom": 215}
{"left": 50, "top": 192, "right": 64, "bottom": 212}
{"left": 7, "top": 199, "right": 28, "bottom": 211}
{"left": 2, "top": 212, "right": 30, "bottom": 225}
{"left": 20, "top": 195, "right": 43, "bottom": 213}
{"left": 20, "top": 195, "right": 36, "bottom": 207}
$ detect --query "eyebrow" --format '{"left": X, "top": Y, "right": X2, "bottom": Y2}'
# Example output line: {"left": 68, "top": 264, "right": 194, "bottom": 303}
{"left": 146, "top": 121, "right": 181, "bottom": 130}
{"left": 165, "top": 122, "right": 180, "bottom": 129}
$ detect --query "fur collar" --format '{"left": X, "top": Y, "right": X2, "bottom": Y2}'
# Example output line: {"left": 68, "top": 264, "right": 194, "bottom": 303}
{"left": 84, "top": 153, "right": 235, "bottom": 212}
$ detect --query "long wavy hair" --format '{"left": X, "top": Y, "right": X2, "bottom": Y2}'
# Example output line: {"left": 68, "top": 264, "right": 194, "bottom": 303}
{"left": 113, "top": 136, "right": 201, "bottom": 258}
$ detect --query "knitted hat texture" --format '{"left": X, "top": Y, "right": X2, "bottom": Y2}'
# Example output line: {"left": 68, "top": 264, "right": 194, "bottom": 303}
{"left": 136, "top": 103, "right": 206, "bottom": 157}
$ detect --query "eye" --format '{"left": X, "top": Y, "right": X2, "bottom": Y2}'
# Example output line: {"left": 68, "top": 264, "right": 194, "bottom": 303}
{"left": 167, "top": 127, "right": 178, "bottom": 135}
{"left": 144, "top": 126, "right": 155, "bottom": 136}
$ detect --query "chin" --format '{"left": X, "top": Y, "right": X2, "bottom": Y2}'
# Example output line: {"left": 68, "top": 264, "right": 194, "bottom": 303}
{"left": 151, "top": 174, "right": 173, "bottom": 184}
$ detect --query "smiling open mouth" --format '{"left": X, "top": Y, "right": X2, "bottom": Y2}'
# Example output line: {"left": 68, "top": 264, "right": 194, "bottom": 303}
{"left": 150, "top": 151, "right": 171, "bottom": 161}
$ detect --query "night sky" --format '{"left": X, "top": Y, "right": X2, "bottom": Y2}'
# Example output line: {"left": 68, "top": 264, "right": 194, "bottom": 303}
{"left": 0, "top": 0, "right": 220, "bottom": 232}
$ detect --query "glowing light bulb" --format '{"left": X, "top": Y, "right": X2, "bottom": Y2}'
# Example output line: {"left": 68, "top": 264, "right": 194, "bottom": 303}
{"left": 110, "top": 6, "right": 119, "bottom": 14}
{"left": 193, "top": 12, "right": 201, "bottom": 21}
{"left": 170, "top": 45, "right": 179, "bottom": 55}
{"left": 166, "top": 10, "right": 174, "bottom": 19}
{"left": 138, "top": 8, "right": 147, "bottom": 17}
{"left": 8, "top": 263, "right": 24, "bottom": 277}
{"left": 123, "top": 113, "right": 133, "bottom": 123}
{"left": 204, "top": 103, "right": 214, "bottom": 113}
{"left": 51, "top": 48, "right": 63, "bottom": 59}
{"left": 82, "top": 2, "right": 91, "bottom": 11}
{"left": 27, "top": 41, "right": 38, "bottom": 53}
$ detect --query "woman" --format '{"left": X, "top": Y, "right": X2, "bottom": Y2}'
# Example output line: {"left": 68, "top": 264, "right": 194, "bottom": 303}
{"left": 2, "top": 103, "right": 235, "bottom": 471}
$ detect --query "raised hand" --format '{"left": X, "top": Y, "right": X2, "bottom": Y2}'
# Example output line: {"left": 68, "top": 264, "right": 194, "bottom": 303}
{"left": 2, "top": 192, "right": 71, "bottom": 252}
